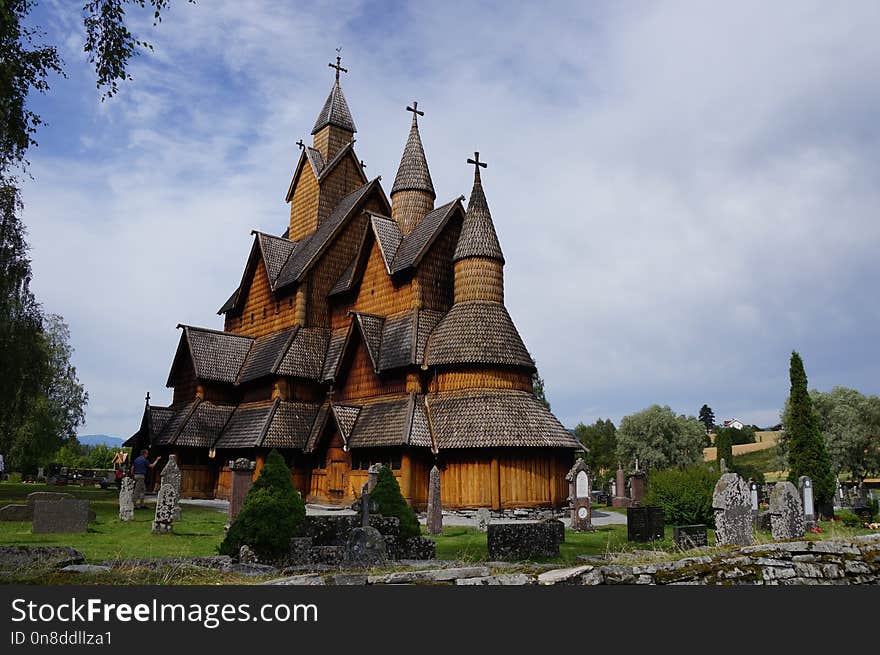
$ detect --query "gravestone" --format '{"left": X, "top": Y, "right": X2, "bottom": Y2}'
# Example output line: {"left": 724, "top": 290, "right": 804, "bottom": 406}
{"left": 426, "top": 465, "right": 442, "bottom": 535}
{"left": 566, "top": 459, "right": 593, "bottom": 531}
{"left": 770, "top": 481, "right": 805, "bottom": 539}
{"left": 798, "top": 476, "right": 816, "bottom": 528}
{"left": 151, "top": 483, "right": 177, "bottom": 534}
{"left": 475, "top": 508, "right": 491, "bottom": 533}
{"left": 26, "top": 491, "right": 73, "bottom": 517}
{"left": 712, "top": 473, "right": 754, "bottom": 546}
{"left": 629, "top": 470, "right": 647, "bottom": 506}
{"left": 228, "top": 458, "right": 256, "bottom": 522}
{"left": 750, "top": 481, "right": 760, "bottom": 526}
{"left": 487, "top": 521, "right": 563, "bottom": 560}
{"left": 673, "top": 524, "right": 708, "bottom": 549}
{"left": 118, "top": 477, "right": 135, "bottom": 522}
{"left": 160, "top": 454, "right": 182, "bottom": 520}
{"left": 627, "top": 506, "right": 664, "bottom": 542}
{"left": 0, "top": 505, "right": 30, "bottom": 521}
{"left": 612, "top": 464, "right": 629, "bottom": 508}
{"left": 345, "top": 526, "right": 388, "bottom": 568}
{"left": 366, "top": 463, "right": 383, "bottom": 493}
{"left": 32, "top": 499, "right": 89, "bottom": 534}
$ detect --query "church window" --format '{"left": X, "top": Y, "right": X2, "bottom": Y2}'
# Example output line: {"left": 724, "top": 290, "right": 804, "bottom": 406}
{"left": 250, "top": 312, "right": 254, "bottom": 324}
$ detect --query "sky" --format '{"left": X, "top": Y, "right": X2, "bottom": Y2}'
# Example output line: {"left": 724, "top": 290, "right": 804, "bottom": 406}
{"left": 19, "top": 0, "right": 880, "bottom": 438}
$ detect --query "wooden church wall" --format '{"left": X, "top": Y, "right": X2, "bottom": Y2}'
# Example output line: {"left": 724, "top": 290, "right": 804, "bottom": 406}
{"left": 335, "top": 337, "right": 407, "bottom": 401}
{"left": 415, "top": 216, "right": 460, "bottom": 312}
{"left": 172, "top": 355, "right": 197, "bottom": 405}
{"left": 230, "top": 260, "right": 299, "bottom": 339}
{"left": 317, "top": 156, "right": 365, "bottom": 224}
{"left": 351, "top": 237, "right": 414, "bottom": 317}
{"left": 289, "top": 166, "right": 320, "bottom": 242}
{"left": 434, "top": 368, "right": 533, "bottom": 393}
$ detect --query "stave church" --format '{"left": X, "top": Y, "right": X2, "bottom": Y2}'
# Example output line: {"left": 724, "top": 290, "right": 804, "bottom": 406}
{"left": 126, "top": 56, "right": 580, "bottom": 509}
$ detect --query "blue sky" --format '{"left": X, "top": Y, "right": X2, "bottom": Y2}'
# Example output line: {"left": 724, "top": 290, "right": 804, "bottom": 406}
{"left": 19, "top": 1, "right": 880, "bottom": 437}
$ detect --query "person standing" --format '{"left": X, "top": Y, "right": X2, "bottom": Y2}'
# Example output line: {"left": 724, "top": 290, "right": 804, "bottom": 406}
{"left": 130, "top": 449, "right": 161, "bottom": 508}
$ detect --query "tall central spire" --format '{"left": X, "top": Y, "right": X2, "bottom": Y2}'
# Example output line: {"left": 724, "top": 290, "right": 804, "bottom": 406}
{"left": 391, "top": 101, "right": 435, "bottom": 235}
{"left": 311, "top": 52, "right": 356, "bottom": 160}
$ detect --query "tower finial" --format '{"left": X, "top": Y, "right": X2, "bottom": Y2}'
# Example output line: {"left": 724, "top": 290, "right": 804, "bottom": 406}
{"left": 467, "top": 151, "right": 487, "bottom": 171}
{"left": 296, "top": 139, "right": 305, "bottom": 150}
{"left": 406, "top": 101, "right": 424, "bottom": 122}
{"left": 145, "top": 391, "right": 151, "bottom": 405}
{"left": 329, "top": 48, "right": 348, "bottom": 84}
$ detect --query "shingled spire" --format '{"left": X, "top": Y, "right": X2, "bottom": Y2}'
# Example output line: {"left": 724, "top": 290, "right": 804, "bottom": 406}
{"left": 391, "top": 101, "right": 435, "bottom": 235}
{"left": 311, "top": 52, "right": 357, "bottom": 160}
{"left": 454, "top": 152, "right": 504, "bottom": 263}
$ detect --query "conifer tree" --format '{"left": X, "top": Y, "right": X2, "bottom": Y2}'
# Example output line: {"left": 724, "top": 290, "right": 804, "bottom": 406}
{"left": 370, "top": 465, "right": 421, "bottom": 539}
{"left": 784, "top": 351, "right": 834, "bottom": 505}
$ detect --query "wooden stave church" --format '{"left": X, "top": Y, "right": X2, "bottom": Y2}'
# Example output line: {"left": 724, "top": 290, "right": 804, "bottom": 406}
{"left": 127, "top": 60, "right": 581, "bottom": 509}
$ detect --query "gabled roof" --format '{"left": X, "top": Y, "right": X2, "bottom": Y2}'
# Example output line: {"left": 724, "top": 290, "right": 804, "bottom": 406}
{"left": 237, "top": 328, "right": 297, "bottom": 385}
{"left": 454, "top": 166, "right": 504, "bottom": 263}
{"left": 352, "top": 312, "right": 385, "bottom": 372}
{"left": 305, "top": 146, "right": 325, "bottom": 177}
{"left": 391, "top": 197, "right": 464, "bottom": 273}
{"left": 424, "top": 301, "right": 534, "bottom": 371}
{"left": 322, "top": 326, "right": 351, "bottom": 382}
{"left": 218, "top": 287, "right": 239, "bottom": 315}
{"left": 328, "top": 257, "right": 359, "bottom": 296}
{"left": 263, "top": 400, "right": 322, "bottom": 450}
{"left": 276, "top": 178, "right": 388, "bottom": 289}
{"left": 219, "top": 232, "right": 298, "bottom": 315}
{"left": 311, "top": 80, "right": 357, "bottom": 135}
{"left": 175, "top": 401, "right": 236, "bottom": 448}
{"left": 284, "top": 140, "right": 365, "bottom": 203}
{"left": 212, "top": 400, "right": 278, "bottom": 449}
{"left": 276, "top": 326, "right": 331, "bottom": 381}
{"left": 391, "top": 113, "right": 434, "bottom": 199}
{"left": 332, "top": 404, "right": 361, "bottom": 444}
{"left": 346, "top": 394, "right": 424, "bottom": 449}
{"left": 167, "top": 326, "right": 254, "bottom": 386}
{"left": 369, "top": 212, "right": 402, "bottom": 274}
{"left": 150, "top": 401, "right": 199, "bottom": 447}
{"left": 425, "top": 390, "right": 581, "bottom": 449}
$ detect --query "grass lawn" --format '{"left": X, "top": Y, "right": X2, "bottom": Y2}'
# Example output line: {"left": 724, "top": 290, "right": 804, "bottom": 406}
{"left": 0, "top": 482, "right": 228, "bottom": 563}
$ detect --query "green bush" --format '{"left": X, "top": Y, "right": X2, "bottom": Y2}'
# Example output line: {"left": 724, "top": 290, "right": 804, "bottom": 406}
{"left": 644, "top": 465, "right": 720, "bottom": 527}
{"left": 714, "top": 431, "right": 733, "bottom": 469}
{"left": 219, "top": 450, "right": 305, "bottom": 561}
{"left": 370, "top": 465, "right": 420, "bottom": 538}
{"left": 837, "top": 510, "right": 863, "bottom": 528}
{"left": 731, "top": 462, "right": 765, "bottom": 484}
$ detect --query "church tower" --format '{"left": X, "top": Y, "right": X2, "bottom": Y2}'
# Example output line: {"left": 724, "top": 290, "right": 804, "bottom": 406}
{"left": 311, "top": 54, "right": 356, "bottom": 160}
{"left": 391, "top": 102, "right": 435, "bottom": 235}
{"left": 453, "top": 153, "right": 505, "bottom": 303}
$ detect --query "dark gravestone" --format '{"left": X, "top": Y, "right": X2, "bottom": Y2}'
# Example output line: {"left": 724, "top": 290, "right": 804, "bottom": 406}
{"left": 817, "top": 502, "right": 835, "bottom": 521}
{"left": 673, "top": 525, "right": 708, "bottom": 549}
{"left": 345, "top": 526, "right": 388, "bottom": 568}
{"left": 32, "top": 499, "right": 89, "bottom": 534}
{"left": 399, "top": 536, "right": 436, "bottom": 560}
{"left": 487, "top": 521, "right": 564, "bottom": 560}
{"left": 0, "top": 504, "right": 30, "bottom": 521}
{"left": 627, "top": 506, "right": 664, "bottom": 542}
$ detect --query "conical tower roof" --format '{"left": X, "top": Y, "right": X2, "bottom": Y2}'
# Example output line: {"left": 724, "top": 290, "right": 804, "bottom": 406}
{"left": 453, "top": 159, "right": 504, "bottom": 263}
{"left": 311, "top": 80, "right": 357, "bottom": 135}
{"left": 391, "top": 111, "right": 435, "bottom": 199}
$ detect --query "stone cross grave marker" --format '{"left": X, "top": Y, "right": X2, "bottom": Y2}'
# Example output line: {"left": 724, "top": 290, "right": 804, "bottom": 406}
{"left": 119, "top": 477, "right": 135, "bottom": 521}
{"left": 566, "top": 459, "right": 593, "bottom": 531}
{"left": 712, "top": 473, "right": 754, "bottom": 546}
{"left": 32, "top": 499, "right": 89, "bottom": 534}
{"left": 152, "top": 483, "right": 177, "bottom": 534}
{"left": 426, "top": 465, "right": 442, "bottom": 535}
{"left": 160, "top": 454, "right": 182, "bottom": 520}
{"left": 798, "top": 476, "right": 816, "bottom": 528}
{"left": 770, "top": 481, "right": 805, "bottom": 540}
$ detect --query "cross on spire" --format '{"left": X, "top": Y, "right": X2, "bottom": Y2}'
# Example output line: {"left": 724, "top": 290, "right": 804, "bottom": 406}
{"left": 467, "top": 151, "right": 487, "bottom": 171}
{"left": 328, "top": 48, "right": 348, "bottom": 83}
{"left": 296, "top": 139, "right": 305, "bottom": 150}
{"left": 406, "top": 101, "right": 424, "bottom": 119}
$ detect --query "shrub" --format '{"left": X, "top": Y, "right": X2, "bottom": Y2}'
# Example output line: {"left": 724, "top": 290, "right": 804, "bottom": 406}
{"left": 219, "top": 450, "right": 305, "bottom": 561}
{"left": 714, "top": 431, "right": 733, "bottom": 469}
{"left": 370, "top": 465, "right": 420, "bottom": 538}
{"left": 644, "top": 465, "right": 720, "bottom": 527}
{"left": 731, "top": 462, "right": 765, "bottom": 484}
{"left": 838, "top": 510, "right": 863, "bottom": 528}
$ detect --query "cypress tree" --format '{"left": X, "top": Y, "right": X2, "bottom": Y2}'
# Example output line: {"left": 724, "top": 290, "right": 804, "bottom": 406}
{"left": 785, "top": 351, "right": 834, "bottom": 505}
{"left": 715, "top": 430, "right": 733, "bottom": 470}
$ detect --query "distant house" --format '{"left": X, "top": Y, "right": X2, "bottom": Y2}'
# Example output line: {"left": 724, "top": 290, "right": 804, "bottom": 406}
{"left": 723, "top": 418, "right": 745, "bottom": 430}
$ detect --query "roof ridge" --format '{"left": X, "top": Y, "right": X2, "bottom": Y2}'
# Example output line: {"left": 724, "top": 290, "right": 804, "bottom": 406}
{"left": 256, "top": 398, "right": 282, "bottom": 448}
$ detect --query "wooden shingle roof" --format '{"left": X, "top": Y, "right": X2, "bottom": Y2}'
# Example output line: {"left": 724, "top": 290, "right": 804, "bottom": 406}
{"left": 454, "top": 166, "right": 504, "bottom": 263}
{"left": 175, "top": 401, "right": 236, "bottom": 448}
{"left": 168, "top": 326, "right": 254, "bottom": 386}
{"left": 276, "top": 326, "right": 330, "bottom": 381}
{"left": 311, "top": 80, "right": 356, "bottom": 135}
{"left": 391, "top": 197, "right": 463, "bottom": 273}
{"left": 212, "top": 400, "right": 278, "bottom": 449}
{"left": 262, "top": 401, "right": 322, "bottom": 450}
{"left": 424, "top": 301, "right": 534, "bottom": 370}
{"left": 426, "top": 390, "right": 581, "bottom": 449}
{"left": 237, "top": 328, "right": 297, "bottom": 384}
{"left": 391, "top": 113, "right": 434, "bottom": 198}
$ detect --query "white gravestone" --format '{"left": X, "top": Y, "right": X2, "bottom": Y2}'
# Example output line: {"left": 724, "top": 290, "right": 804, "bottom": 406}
{"left": 576, "top": 471, "right": 589, "bottom": 498}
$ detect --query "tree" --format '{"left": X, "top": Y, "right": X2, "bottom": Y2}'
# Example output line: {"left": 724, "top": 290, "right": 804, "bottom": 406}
{"left": 616, "top": 405, "right": 706, "bottom": 471}
{"left": 531, "top": 367, "right": 550, "bottom": 410}
{"left": 811, "top": 387, "right": 880, "bottom": 486}
{"left": 698, "top": 404, "right": 715, "bottom": 433}
{"left": 370, "top": 465, "right": 420, "bottom": 539}
{"left": 714, "top": 429, "right": 732, "bottom": 469}
{"left": 780, "top": 352, "right": 834, "bottom": 505}
{"left": 220, "top": 450, "right": 306, "bottom": 561}
{"left": 574, "top": 419, "right": 617, "bottom": 475}
{"left": 715, "top": 425, "right": 756, "bottom": 447}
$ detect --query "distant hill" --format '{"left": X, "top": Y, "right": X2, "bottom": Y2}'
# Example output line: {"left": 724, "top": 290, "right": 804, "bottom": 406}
{"left": 78, "top": 434, "right": 125, "bottom": 447}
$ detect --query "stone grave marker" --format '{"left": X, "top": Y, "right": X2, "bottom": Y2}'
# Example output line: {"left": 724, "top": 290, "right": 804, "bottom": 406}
{"left": 712, "top": 473, "right": 754, "bottom": 546}
{"left": 749, "top": 481, "right": 760, "bottom": 526}
{"left": 798, "top": 476, "right": 816, "bottom": 528}
{"left": 119, "top": 477, "right": 135, "bottom": 521}
{"left": 0, "top": 504, "right": 30, "bottom": 521}
{"left": 32, "top": 499, "right": 89, "bottom": 534}
{"left": 629, "top": 470, "right": 647, "bottom": 506}
{"left": 345, "top": 526, "right": 388, "bottom": 568}
{"left": 487, "top": 521, "right": 563, "bottom": 560}
{"left": 770, "top": 481, "right": 805, "bottom": 539}
{"left": 627, "top": 506, "right": 664, "bottom": 542}
{"left": 26, "top": 491, "right": 73, "bottom": 517}
{"left": 160, "top": 454, "right": 182, "bottom": 520}
{"left": 566, "top": 459, "right": 593, "bottom": 531}
{"left": 151, "top": 483, "right": 177, "bottom": 534}
{"left": 673, "top": 525, "right": 708, "bottom": 549}
{"left": 612, "top": 464, "right": 629, "bottom": 508}
{"left": 475, "top": 508, "right": 490, "bottom": 533}
{"left": 228, "top": 458, "right": 255, "bottom": 522}
{"left": 426, "top": 465, "right": 442, "bottom": 535}
{"left": 366, "top": 463, "right": 383, "bottom": 493}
